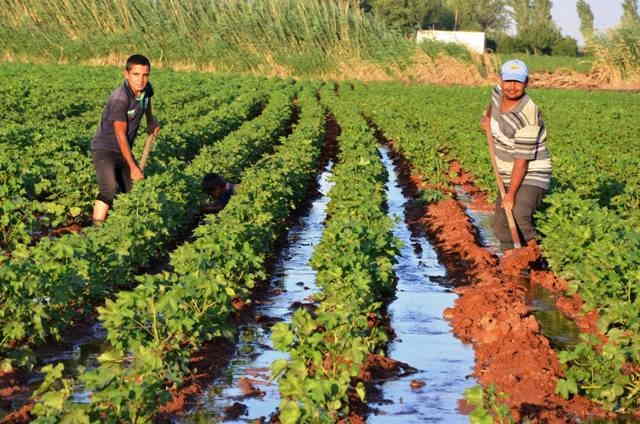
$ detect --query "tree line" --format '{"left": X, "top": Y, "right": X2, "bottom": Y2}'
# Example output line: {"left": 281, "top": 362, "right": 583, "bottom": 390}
{"left": 359, "top": 0, "right": 640, "bottom": 57}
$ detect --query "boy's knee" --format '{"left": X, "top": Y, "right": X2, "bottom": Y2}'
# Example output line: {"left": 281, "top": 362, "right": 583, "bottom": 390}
{"left": 97, "top": 179, "right": 118, "bottom": 206}
{"left": 97, "top": 192, "right": 115, "bottom": 207}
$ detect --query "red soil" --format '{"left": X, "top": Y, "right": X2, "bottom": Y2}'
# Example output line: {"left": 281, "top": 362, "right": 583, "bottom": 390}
{"left": 158, "top": 337, "right": 235, "bottom": 416}
{"left": 223, "top": 402, "right": 249, "bottom": 420}
{"left": 238, "top": 377, "right": 266, "bottom": 398}
{"left": 448, "top": 160, "right": 493, "bottom": 212}
{"left": 0, "top": 404, "right": 32, "bottom": 424}
{"left": 425, "top": 197, "right": 610, "bottom": 423}
{"left": 384, "top": 146, "right": 613, "bottom": 422}
{"left": 359, "top": 354, "right": 412, "bottom": 382}
{"left": 0, "top": 370, "right": 31, "bottom": 424}
{"left": 444, "top": 159, "right": 603, "bottom": 341}
{"left": 410, "top": 379, "right": 426, "bottom": 389}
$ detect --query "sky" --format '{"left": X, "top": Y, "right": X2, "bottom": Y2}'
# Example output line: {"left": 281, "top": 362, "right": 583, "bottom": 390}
{"left": 551, "top": 0, "right": 624, "bottom": 45}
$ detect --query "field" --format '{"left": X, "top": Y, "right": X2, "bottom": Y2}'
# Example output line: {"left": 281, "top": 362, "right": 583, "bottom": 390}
{"left": 1, "top": 63, "right": 640, "bottom": 423}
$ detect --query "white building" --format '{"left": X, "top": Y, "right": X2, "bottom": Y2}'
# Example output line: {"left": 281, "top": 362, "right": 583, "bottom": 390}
{"left": 416, "top": 30, "right": 486, "bottom": 54}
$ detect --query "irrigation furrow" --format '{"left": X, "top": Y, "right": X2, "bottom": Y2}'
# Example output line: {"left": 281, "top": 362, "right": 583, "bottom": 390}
{"left": 384, "top": 144, "right": 611, "bottom": 421}
{"left": 178, "top": 160, "right": 335, "bottom": 423}
{"left": 172, "top": 109, "right": 341, "bottom": 423}
{"left": 369, "top": 146, "right": 475, "bottom": 423}
{"left": 453, "top": 186, "right": 583, "bottom": 351}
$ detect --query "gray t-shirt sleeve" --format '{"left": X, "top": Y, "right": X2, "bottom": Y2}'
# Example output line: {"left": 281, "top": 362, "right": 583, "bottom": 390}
{"left": 106, "top": 97, "right": 129, "bottom": 122}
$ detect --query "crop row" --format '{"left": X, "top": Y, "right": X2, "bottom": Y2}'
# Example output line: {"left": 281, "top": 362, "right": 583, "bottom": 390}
{"left": 0, "top": 63, "right": 237, "bottom": 131}
{"left": 0, "top": 63, "right": 113, "bottom": 127}
{"left": 30, "top": 83, "right": 325, "bottom": 423}
{"left": 270, "top": 84, "right": 399, "bottom": 423}
{"left": 343, "top": 82, "right": 449, "bottom": 202}
{"left": 0, "top": 81, "right": 290, "bottom": 368}
{"left": 1, "top": 72, "right": 257, "bottom": 252}
{"left": 347, "top": 82, "right": 640, "bottom": 413}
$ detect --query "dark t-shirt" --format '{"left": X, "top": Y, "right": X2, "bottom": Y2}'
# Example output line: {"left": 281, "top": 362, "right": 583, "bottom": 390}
{"left": 202, "top": 185, "right": 235, "bottom": 214}
{"left": 217, "top": 185, "right": 235, "bottom": 210}
{"left": 91, "top": 81, "right": 154, "bottom": 152}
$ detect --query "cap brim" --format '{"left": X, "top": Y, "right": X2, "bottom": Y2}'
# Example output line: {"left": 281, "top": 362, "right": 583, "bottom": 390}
{"left": 501, "top": 73, "right": 527, "bottom": 83}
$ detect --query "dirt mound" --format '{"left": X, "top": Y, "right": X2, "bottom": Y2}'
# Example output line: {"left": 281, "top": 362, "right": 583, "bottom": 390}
{"left": 423, "top": 196, "right": 611, "bottom": 423}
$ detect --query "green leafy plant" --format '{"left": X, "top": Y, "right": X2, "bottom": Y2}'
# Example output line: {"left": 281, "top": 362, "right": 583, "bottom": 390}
{"left": 30, "top": 83, "right": 326, "bottom": 422}
{"left": 464, "top": 385, "right": 515, "bottom": 424}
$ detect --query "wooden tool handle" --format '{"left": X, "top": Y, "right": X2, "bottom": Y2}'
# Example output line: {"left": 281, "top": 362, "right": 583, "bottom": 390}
{"left": 139, "top": 133, "right": 157, "bottom": 171}
{"left": 484, "top": 126, "right": 522, "bottom": 249}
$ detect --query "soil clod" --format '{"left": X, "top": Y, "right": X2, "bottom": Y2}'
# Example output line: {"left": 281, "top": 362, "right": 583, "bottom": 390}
{"left": 238, "top": 377, "right": 266, "bottom": 398}
{"left": 223, "top": 402, "right": 248, "bottom": 420}
{"left": 409, "top": 379, "right": 426, "bottom": 389}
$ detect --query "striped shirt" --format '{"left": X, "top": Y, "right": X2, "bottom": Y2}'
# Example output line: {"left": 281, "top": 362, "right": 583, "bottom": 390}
{"left": 489, "top": 85, "right": 552, "bottom": 190}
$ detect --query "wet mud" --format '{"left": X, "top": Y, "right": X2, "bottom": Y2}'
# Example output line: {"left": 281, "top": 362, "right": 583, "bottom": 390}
{"left": 0, "top": 370, "right": 31, "bottom": 424}
{"left": 384, "top": 144, "right": 614, "bottom": 422}
{"left": 0, "top": 321, "right": 108, "bottom": 423}
{"left": 451, "top": 166, "right": 606, "bottom": 347}
{"left": 158, "top": 338, "right": 236, "bottom": 418}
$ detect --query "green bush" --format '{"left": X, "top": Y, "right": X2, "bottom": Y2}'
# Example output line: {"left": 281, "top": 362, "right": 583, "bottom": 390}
{"left": 552, "top": 36, "right": 579, "bottom": 57}
{"left": 418, "top": 38, "right": 472, "bottom": 63}
{"left": 494, "top": 34, "right": 527, "bottom": 54}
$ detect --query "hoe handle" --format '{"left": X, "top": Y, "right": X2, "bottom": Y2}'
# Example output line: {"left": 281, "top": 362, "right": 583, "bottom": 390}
{"left": 139, "top": 133, "right": 157, "bottom": 171}
{"left": 484, "top": 126, "right": 522, "bottom": 249}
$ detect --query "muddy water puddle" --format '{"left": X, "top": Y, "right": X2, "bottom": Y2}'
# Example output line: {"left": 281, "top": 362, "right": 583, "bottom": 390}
{"left": 455, "top": 188, "right": 581, "bottom": 351}
{"left": 368, "top": 147, "right": 475, "bottom": 423}
{"left": 454, "top": 187, "right": 501, "bottom": 256}
{"left": 1, "top": 323, "right": 109, "bottom": 412}
{"left": 176, "top": 163, "right": 334, "bottom": 423}
{"left": 525, "top": 282, "right": 581, "bottom": 349}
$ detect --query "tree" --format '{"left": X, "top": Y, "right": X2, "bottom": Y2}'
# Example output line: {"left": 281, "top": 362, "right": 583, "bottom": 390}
{"left": 621, "top": 0, "right": 640, "bottom": 28}
{"left": 508, "top": 0, "right": 531, "bottom": 33}
{"left": 506, "top": 0, "right": 562, "bottom": 54}
{"left": 366, "top": 0, "right": 449, "bottom": 33}
{"left": 576, "top": 0, "right": 594, "bottom": 42}
{"left": 552, "top": 36, "right": 579, "bottom": 56}
{"left": 446, "top": 0, "right": 509, "bottom": 32}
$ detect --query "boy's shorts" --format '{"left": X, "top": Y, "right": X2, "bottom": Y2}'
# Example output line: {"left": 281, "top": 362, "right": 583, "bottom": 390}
{"left": 91, "top": 150, "right": 132, "bottom": 206}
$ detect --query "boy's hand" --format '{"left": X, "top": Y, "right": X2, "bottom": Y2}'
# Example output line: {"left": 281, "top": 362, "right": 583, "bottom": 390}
{"left": 131, "top": 166, "right": 144, "bottom": 182}
{"left": 148, "top": 117, "right": 160, "bottom": 136}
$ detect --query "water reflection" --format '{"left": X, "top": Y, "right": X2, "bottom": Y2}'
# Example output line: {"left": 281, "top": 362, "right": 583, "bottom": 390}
{"left": 368, "top": 147, "right": 475, "bottom": 424}
{"left": 178, "top": 162, "right": 334, "bottom": 423}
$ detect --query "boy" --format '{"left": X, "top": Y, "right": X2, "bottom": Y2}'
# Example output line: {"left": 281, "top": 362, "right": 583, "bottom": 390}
{"left": 480, "top": 60, "right": 552, "bottom": 251}
{"left": 201, "top": 173, "right": 237, "bottom": 214}
{"left": 91, "top": 54, "right": 160, "bottom": 224}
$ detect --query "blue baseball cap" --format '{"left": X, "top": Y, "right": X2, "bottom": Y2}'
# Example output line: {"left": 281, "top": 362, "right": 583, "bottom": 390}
{"left": 501, "top": 60, "right": 528, "bottom": 83}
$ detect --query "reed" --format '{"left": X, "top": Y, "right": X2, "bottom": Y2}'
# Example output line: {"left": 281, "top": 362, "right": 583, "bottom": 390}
{"left": 589, "top": 24, "right": 640, "bottom": 82}
{"left": 0, "top": 0, "right": 413, "bottom": 75}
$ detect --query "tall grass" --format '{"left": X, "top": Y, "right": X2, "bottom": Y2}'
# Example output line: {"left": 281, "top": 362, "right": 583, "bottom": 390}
{"left": 0, "top": 0, "right": 413, "bottom": 75}
{"left": 4, "top": 0, "right": 637, "bottom": 85}
{"left": 590, "top": 24, "right": 640, "bottom": 82}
